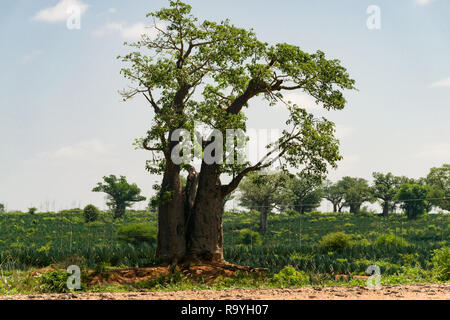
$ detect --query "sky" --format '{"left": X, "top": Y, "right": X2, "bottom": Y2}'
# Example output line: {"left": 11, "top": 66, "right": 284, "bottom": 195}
{"left": 0, "top": 0, "right": 449, "bottom": 212}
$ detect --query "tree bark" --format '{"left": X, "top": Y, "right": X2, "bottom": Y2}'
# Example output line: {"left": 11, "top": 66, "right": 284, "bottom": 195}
{"left": 114, "top": 204, "right": 126, "bottom": 219}
{"left": 187, "top": 161, "right": 224, "bottom": 263}
{"left": 156, "top": 161, "right": 186, "bottom": 264}
{"left": 382, "top": 201, "right": 389, "bottom": 217}
{"left": 332, "top": 202, "right": 338, "bottom": 213}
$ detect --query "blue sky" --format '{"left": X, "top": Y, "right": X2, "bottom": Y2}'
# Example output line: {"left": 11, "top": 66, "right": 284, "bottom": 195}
{"left": 0, "top": 0, "right": 449, "bottom": 211}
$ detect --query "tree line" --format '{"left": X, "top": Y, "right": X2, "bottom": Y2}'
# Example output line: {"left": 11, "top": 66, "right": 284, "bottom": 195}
{"left": 238, "top": 164, "right": 449, "bottom": 232}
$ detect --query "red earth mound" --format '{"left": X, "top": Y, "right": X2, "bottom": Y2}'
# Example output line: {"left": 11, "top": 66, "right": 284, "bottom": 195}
{"left": 87, "top": 262, "right": 267, "bottom": 286}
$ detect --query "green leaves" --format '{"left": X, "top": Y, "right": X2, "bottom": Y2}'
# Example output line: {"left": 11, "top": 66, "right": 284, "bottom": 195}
{"left": 92, "top": 175, "right": 146, "bottom": 218}
{"left": 120, "top": 0, "right": 356, "bottom": 188}
{"left": 396, "top": 184, "right": 432, "bottom": 220}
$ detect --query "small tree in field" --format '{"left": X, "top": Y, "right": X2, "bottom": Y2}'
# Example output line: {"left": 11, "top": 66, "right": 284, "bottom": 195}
{"left": 396, "top": 183, "right": 431, "bottom": 220}
{"left": 92, "top": 175, "right": 146, "bottom": 219}
{"left": 371, "top": 172, "right": 403, "bottom": 216}
{"left": 0, "top": 203, "right": 5, "bottom": 214}
{"left": 322, "top": 180, "right": 345, "bottom": 212}
{"left": 290, "top": 172, "right": 323, "bottom": 214}
{"left": 239, "top": 171, "right": 291, "bottom": 233}
{"left": 426, "top": 164, "right": 449, "bottom": 212}
{"left": 339, "top": 177, "right": 373, "bottom": 214}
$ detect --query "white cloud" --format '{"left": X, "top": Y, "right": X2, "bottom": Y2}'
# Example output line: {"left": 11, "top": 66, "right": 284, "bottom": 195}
{"left": 430, "top": 77, "right": 450, "bottom": 88}
{"left": 92, "top": 22, "right": 162, "bottom": 41}
{"left": 22, "top": 50, "right": 44, "bottom": 64}
{"left": 36, "top": 139, "right": 113, "bottom": 161}
{"left": 108, "top": 8, "right": 117, "bottom": 14}
{"left": 32, "top": 0, "right": 88, "bottom": 23}
{"left": 415, "top": 0, "right": 437, "bottom": 6}
{"left": 282, "top": 93, "right": 321, "bottom": 111}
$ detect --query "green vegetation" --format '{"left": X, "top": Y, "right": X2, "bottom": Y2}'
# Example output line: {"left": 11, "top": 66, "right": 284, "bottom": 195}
{"left": 0, "top": 210, "right": 447, "bottom": 280}
{"left": 117, "top": 223, "right": 157, "bottom": 245}
{"left": 238, "top": 229, "right": 262, "bottom": 247}
{"left": 92, "top": 175, "right": 146, "bottom": 219}
{"left": 83, "top": 205, "right": 99, "bottom": 223}
{"left": 432, "top": 247, "right": 450, "bottom": 281}
{"left": 319, "top": 232, "right": 351, "bottom": 251}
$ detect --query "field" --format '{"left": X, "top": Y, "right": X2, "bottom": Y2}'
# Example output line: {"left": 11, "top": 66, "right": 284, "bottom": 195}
{"left": 0, "top": 210, "right": 448, "bottom": 296}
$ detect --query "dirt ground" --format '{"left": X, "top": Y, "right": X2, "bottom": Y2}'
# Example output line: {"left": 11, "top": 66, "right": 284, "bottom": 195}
{"left": 1, "top": 283, "right": 449, "bottom": 300}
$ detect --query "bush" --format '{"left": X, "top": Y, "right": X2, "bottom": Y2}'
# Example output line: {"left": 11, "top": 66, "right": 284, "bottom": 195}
{"left": 40, "top": 270, "right": 69, "bottom": 293}
{"left": 239, "top": 229, "right": 262, "bottom": 247}
{"left": 117, "top": 223, "right": 157, "bottom": 245}
{"left": 432, "top": 247, "right": 450, "bottom": 281}
{"left": 374, "top": 234, "right": 408, "bottom": 247}
{"left": 319, "top": 232, "right": 351, "bottom": 250}
{"left": 272, "top": 265, "right": 309, "bottom": 287}
{"left": 28, "top": 207, "right": 37, "bottom": 215}
{"left": 83, "top": 205, "right": 100, "bottom": 223}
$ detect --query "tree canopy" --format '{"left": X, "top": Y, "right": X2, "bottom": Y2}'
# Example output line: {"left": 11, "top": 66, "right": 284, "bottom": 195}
{"left": 371, "top": 172, "right": 404, "bottom": 216}
{"left": 426, "top": 164, "right": 449, "bottom": 211}
{"left": 92, "top": 175, "right": 146, "bottom": 219}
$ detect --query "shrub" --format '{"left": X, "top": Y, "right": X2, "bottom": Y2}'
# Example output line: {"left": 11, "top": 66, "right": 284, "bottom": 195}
{"left": 83, "top": 204, "right": 100, "bottom": 223}
{"left": 374, "top": 234, "right": 407, "bottom": 247}
{"left": 238, "top": 229, "right": 262, "bottom": 247}
{"left": 117, "top": 223, "right": 157, "bottom": 245}
{"left": 28, "top": 207, "right": 37, "bottom": 215}
{"left": 432, "top": 247, "right": 450, "bottom": 281}
{"left": 319, "top": 232, "right": 351, "bottom": 250}
{"left": 272, "top": 266, "right": 309, "bottom": 287}
{"left": 40, "top": 270, "right": 69, "bottom": 293}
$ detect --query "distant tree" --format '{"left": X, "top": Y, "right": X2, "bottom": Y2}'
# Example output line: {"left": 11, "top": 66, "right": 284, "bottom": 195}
{"left": 0, "top": 203, "right": 5, "bottom": 213}
{"left": 28, "top": 207, "right": 37, "bottom": 215}
{"left": 239, "top": 171, "right": 291, "bottom": 232}
{"left": 426, "top": 164, "right": 449, "bottom": 211}
{"left": 290, "top": 172, "right": 323, "bottom": 214}
{"left": 92, "top": 175, "right": 146, "bottom": 219}
{"left": 396, "top": 183, "right": 431, "bottom": 220}
{"left": 339, "top": 177, "right": 374, "bottom": 214}
{"left": 371, "top": 172, "right": 404, "bottom": 216}
{"left": 322, "top": 180, "right": 345, "bottom": 212}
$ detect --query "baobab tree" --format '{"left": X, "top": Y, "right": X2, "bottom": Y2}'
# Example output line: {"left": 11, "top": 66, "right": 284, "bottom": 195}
{"left": 119, "top": 1, "right": 355, "bottom": 264}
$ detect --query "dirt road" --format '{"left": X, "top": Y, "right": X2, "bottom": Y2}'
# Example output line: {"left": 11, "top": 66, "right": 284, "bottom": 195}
{"left": 1, "top": 283, "right": 449, "bottom": 300}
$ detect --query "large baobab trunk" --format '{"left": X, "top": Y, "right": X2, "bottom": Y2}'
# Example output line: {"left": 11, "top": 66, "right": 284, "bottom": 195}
{"left": 156, "top": 162, "right": 186, "bottom": 264}
{"left": 187, "top": 162, "right": 224, "bottom": 262}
